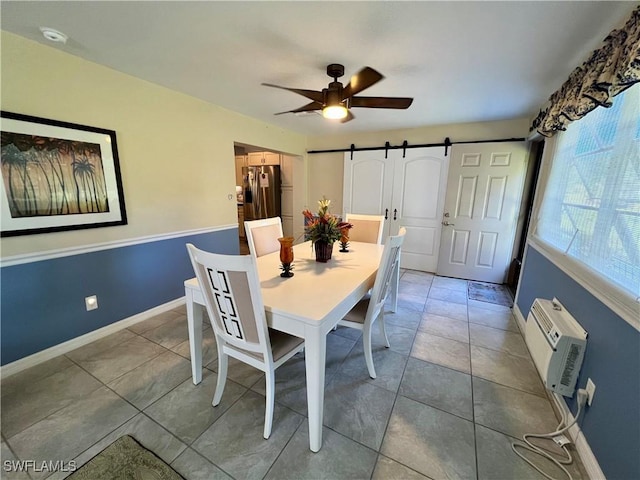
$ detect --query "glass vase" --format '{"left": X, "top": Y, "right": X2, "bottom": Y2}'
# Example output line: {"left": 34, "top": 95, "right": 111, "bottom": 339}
{"left": 278, "top": 237, "right": 294, "bottom": 277}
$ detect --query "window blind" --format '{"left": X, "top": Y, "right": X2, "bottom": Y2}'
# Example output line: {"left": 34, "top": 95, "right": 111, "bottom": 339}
{"left": 536, "top": 85, "right": 640, "bottom": 297}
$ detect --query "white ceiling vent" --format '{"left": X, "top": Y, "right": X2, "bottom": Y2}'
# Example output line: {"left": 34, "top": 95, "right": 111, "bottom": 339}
{"left": 39, "top": 27, "right": 68, "bottom": 44}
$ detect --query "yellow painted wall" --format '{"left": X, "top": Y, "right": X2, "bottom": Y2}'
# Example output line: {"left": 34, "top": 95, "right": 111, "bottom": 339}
{"left": 306, "top": 119, "right": 530, "bottom": 214}
{"left": 0, "top": 32, "right": 307, "bottom": 257}
{"left": 1, "top": 31, "right": 532, "bottom": 256}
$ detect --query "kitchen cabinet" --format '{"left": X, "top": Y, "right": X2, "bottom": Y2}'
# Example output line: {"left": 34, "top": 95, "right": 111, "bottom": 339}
{"left": 280, "top": 155, "right": 294, "bottom": 237}
{"left": 235, "top": 155, "right": 246, "bottom": 186}
{"left": 238, "top": 205, "right": 245, "bottom": 237}
{"left": 280, "top": 154, "right": 293, "bottom": 187}
{"left": 248, "top": 152, "right": 280, "bottom": 166}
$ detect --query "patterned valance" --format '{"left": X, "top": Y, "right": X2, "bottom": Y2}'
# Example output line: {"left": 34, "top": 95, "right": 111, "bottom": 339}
{"left": 531, "top": 6, "right": 640, "bottom": 137}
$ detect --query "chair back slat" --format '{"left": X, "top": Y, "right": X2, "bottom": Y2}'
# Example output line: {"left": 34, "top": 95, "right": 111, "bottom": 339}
{"left": 368, "top": 228, "right": 406, "bottom": 317}
{"left": 187, "top": 244, "right": 270, "bottom": 359}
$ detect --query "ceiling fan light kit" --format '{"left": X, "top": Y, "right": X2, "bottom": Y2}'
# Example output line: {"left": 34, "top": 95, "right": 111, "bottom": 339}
{"left": 322, "top": 104, "right": 348, "bottom": 119}
{"left": 263, "top": 63, "right": 413, "bottom": 123}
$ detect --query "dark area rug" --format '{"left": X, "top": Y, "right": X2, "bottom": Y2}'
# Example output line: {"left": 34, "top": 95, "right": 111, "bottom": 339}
{"left": 467, "top": 281, "right": 513, "bottom": 307}
{"left": 67, "top": 435, "right": 184, "bottom": 480}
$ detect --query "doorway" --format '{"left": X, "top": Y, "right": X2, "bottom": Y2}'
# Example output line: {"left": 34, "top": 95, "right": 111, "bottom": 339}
{"left": 233, "top": 143, "right": 303, "bottom": 254}
{"left": 506, "top": 139, "right": 544, "bottom": 294}
{"left": 436, "top": 142, "right": 528, "bottom": 283}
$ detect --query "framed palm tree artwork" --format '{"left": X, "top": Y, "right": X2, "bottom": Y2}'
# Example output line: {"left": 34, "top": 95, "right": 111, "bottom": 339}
{"left": 0, "top": 112, "right": 127, "bottom": 237}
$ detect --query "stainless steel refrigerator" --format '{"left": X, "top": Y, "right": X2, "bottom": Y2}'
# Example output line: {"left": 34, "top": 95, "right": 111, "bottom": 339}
{"left": 242, "top": 165, "right": 281, "bottom": 221}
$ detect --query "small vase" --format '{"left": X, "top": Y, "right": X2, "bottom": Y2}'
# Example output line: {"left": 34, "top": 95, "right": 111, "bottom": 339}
{"left": 339, "top": 226, "right": 351, "bottom": 252}
{"left": 278, "top": 237, "right": 295, "bottom": 277}
{"left": 314, "top": 241, "right": 333, "bottom": 263}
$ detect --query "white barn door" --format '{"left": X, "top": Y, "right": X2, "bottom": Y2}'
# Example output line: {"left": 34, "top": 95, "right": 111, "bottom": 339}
{"left": 437, "top": 142, "right": 528, "bottom": 283}
{"left": 342, "top": 150, "right": 394, "bottom": 235}
{"left": 344, "top": 147, "right": 449, "bottom": 272}
{"left": 390, "top": 148, "right": 448, "bottom": 271}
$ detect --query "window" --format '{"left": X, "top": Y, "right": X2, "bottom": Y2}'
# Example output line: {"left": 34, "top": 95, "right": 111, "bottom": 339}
{"left": 535, "top": 85, "right": 640, "bottom": 303}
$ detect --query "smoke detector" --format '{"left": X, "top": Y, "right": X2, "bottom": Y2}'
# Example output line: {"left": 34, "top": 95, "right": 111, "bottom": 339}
{"left": 40, "top": 27, "right": 68, "bottom": 44}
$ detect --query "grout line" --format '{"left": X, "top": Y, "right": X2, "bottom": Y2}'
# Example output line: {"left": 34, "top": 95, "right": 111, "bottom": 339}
{"left": 372, "top": 313, "right": 419, "bottom": 476}
{"left": 261, "top": 414, "right": 306, "bottom": 480}
{"left": 467, "top": 304, "right": 481, "bottom": 480}
{"left": 168, "top": 444, "right": 234, "bottom": 479}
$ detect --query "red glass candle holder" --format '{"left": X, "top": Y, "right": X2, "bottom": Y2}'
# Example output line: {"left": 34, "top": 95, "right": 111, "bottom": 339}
{"left": 278, "top": 237, "right": 294, "bottom": 277}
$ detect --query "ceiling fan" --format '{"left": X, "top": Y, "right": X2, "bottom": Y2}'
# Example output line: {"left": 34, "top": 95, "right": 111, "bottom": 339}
{"left": 262, "top": 64, "right": 413, "bottom": 123}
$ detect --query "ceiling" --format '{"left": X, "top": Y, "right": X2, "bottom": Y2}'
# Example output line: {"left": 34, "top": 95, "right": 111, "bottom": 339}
{"left": 1, "top": 1, "right": 635, "bottom": 137}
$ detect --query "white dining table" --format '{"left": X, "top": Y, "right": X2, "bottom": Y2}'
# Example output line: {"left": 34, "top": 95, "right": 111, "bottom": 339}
{"left": 183, "top": 240, "right": 386, "bottom": 452}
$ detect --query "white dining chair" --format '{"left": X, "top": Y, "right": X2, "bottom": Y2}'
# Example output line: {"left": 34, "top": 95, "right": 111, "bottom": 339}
{"left": 244, "top": 217, "right": 283, "bottom": 257}
{"left": 344, "top": 213, "right": 401, "bottom": 312}
{"left": 344, "top": 213, "right": 385, "bottom": 244}
{"left": 186, "top": 243, "right": 304, "bottom": 439}
{"left": 337, "top": 227, "right": 406, "bottom": 379}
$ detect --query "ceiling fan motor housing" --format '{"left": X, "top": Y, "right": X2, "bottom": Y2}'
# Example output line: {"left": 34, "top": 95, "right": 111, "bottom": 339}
{"left": 326, "top": 63, "right": 345, "bottom": 80}
{"left": 324, "top": 83, "right": 344, "bottom": 107}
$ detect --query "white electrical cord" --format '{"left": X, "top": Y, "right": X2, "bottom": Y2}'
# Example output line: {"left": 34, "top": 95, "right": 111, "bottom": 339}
{"left": 511, "top": 389, "right": 589, "bottom": 480}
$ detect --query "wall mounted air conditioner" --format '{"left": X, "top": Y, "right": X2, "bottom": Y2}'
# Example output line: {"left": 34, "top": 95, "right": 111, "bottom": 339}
{"left": 525, "top": 298, "right": 588, "bottom": 397}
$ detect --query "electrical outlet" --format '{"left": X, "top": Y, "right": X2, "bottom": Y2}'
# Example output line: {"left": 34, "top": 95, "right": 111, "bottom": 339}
{"left": 85, "top": 295, "right": 98, "bottom": 311}
{"left": 586, "top": 378, "right": 596, "bottom": 406}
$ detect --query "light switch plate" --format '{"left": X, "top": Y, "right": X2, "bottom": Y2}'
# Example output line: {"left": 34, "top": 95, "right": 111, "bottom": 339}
{"left": 85, "top": 295, "right": 98, "bottom": 311}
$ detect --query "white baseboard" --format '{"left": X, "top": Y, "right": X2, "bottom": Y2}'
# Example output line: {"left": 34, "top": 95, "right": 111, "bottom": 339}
{"left": 0, "top": 297, "right": 186, "bottom": 378}
{"left": 575, "top": 430, "right": 606, "bottom": 479}
{"left": 515, "top": 303, "right": 605, "bottom": 479}
{"left": 512, "top": 302, "right": 526, "bottom": 334}
{"left": 550, "top": 393, "right": 606, "bottom": 479}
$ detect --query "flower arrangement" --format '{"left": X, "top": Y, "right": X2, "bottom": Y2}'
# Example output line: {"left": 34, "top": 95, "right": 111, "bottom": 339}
{"left": 302, "top": 198, "right": 352, "bottom": 246}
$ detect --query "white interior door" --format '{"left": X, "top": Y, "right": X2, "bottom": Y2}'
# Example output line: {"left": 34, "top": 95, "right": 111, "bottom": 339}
{"left": 344, "top": 147, "right": 448, "bottom": 272}
{"left": 343, "top": 150, "right": 393, "bottom": 235}
{"left": 390, "top": 147, "right": 449, "bottom": 271}
{"left": 437, "top": 142, "right": 528, "bottom": 283}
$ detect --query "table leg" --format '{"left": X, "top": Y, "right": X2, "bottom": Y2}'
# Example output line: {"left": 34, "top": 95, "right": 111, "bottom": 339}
{"left": 304, "top": 325, "right": 327, "bottom": 452}
{"left": 186, "top": 290, "right": 204, "bottom": 385}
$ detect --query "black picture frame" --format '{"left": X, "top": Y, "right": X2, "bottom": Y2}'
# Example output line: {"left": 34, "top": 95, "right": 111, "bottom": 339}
{"left": 1, "top": 111, "right": 127, "bottom": 237}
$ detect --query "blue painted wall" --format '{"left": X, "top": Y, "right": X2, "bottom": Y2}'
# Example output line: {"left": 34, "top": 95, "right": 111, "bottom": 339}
{"left": 1, "top": 228, "right": 239, "bottom": 365}
{"left": 517, "top": 245, "right": 640, "bottom": 480}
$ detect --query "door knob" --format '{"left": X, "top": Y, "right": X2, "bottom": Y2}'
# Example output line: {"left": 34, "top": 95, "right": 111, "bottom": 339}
{"left": 442, "top": 221, "right": 455, "bottom": 226}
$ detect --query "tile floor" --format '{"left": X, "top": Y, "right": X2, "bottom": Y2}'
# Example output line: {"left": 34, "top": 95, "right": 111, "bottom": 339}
{"left": 1, "top": 271, "right": 587, "bottom": 480}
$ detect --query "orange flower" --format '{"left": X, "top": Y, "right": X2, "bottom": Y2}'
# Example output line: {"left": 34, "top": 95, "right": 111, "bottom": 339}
{"left": 302, "top": 198, "right": 344, "bottom": 244}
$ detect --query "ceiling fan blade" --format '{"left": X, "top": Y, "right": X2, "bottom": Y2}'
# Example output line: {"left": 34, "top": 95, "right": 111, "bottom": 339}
{"left": 342, "top": 67, "right": 384, "bottom": 99}
{"left": 340, "top": 110, "right": 355, "bottom": 123}
{"left": 274, "top": 102, "right": 322, "bottom": 115}
{"left": 350, "top": 96, "right": 413, "bottom": 109}
{"left": 262, "top": 83, "right": 324, "bottom": 103}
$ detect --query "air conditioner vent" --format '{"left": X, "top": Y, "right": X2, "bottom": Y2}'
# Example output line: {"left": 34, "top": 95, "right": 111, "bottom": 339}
{"left": 560, "top": 343, "right": 582, "bottom": 387}
{"left": 531, "top": 300, "right": 554, "bottom": 333}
